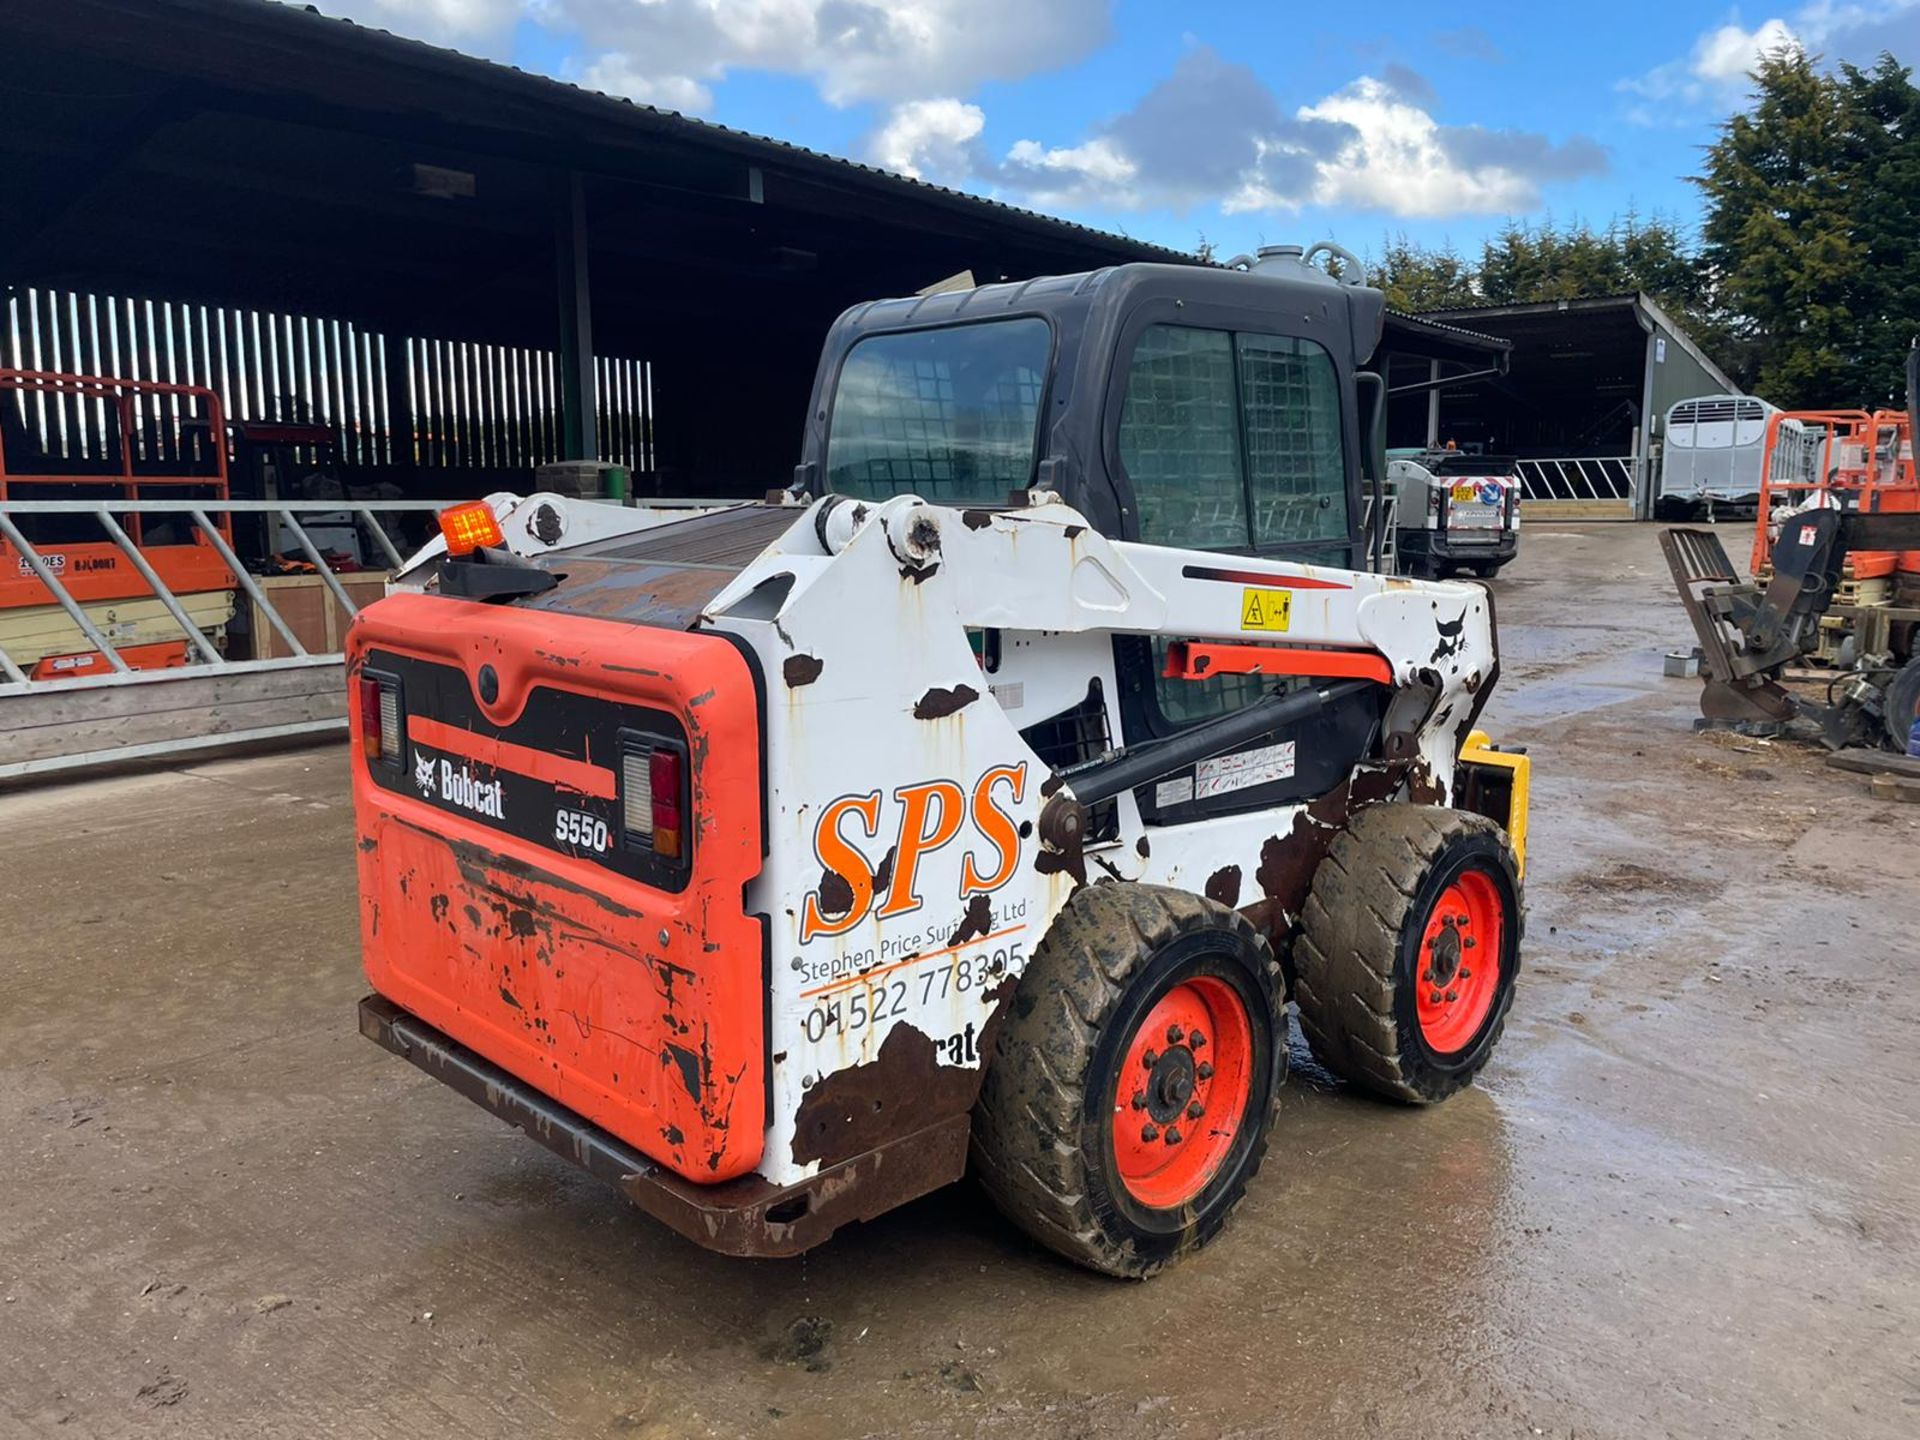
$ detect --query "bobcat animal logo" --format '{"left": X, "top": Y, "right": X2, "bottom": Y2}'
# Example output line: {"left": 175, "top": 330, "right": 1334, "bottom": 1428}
{"left": 414, "top": 750, "right": 437, "bottom": 796}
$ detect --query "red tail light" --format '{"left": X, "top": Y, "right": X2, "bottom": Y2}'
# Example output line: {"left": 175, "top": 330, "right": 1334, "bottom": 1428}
{"left": 650, "top": 747, "right": 684, "bottom": 859}
{"left": 621, "top": 740, "right": 687, "bottom": 861}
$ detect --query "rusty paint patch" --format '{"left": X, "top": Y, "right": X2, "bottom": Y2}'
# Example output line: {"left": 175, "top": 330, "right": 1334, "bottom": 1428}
{"left": 1063, "top": 524, "right": 1086, "bottom": 539}
{"left": 947, "top": 893, "right": 993, "bottom": 948}
{"left": 1135, "top": 835, "right": 1151, "bottom": 859}
{"left": 1035, "top": 845, "right": 1086, "bottom": 888}
{"left": 783, "top": 653, "right": 824, "bottom": 688}
{"left": 1205, "top": 865, "right": 1242, "bottom": 907}
{"left": 1253, "top": 764, "right": 1402, "bottom": 919}
{"left": 393, "top": 817, "right": 646, "bottom": 921}
{"left": 498, "top": 985, "right": 523, "bottom": 1010}
{"left": 913, "top": 683, "right": 979, "bottom": 720}
{"left": 815, "top": 867, "right": 855, "bottom": 924}
{"left": 429, "top": 894, "right": 450, "bottom": 922}
{"left": 790, "top": 980, "right": 1014, "bottom": 1169}
{"left": 960, "top": 509, "right": 993, "bottom": 531}
{"left": 357, "top": 837, "right": 379, "bottom": 854}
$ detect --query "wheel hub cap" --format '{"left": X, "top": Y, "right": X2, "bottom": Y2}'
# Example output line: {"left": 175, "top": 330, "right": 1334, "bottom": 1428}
{"left": 1111, "top": 976, "right": 1256, "bottom": 1209}
{"left": 1414, "top": 870, "right": 1505, "bottom": 1055}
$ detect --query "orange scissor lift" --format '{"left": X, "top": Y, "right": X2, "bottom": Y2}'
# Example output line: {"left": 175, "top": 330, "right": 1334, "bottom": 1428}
{"left": 0, "top": 368, "right": 237, "bottom": 680}
{"left": 1752, "top": 407, "right": 1920, "bottom": 583}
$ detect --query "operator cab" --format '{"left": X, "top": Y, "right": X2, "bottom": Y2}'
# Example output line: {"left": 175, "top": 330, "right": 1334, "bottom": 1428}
{"left": 795, "top": 253, "right": 1387, "bottom": 573}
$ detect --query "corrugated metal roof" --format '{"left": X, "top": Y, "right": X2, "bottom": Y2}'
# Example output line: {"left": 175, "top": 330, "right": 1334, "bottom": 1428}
{"left": 261, "top": 0, "right": 1199, "bottom": 264}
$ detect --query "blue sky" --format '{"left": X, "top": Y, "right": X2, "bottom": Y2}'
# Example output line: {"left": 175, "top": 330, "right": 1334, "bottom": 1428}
{"left": 313, "top": 1, "right": 1918, "bottom": 263}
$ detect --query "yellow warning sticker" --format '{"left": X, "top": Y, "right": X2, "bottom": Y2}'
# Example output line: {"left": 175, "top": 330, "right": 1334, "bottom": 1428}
{"left": 1239, "top": 587, "right": 1292, "bottom": 632}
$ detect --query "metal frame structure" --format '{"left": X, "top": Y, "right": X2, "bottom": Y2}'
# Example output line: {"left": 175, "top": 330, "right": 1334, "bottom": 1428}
{"left": 0, "top": 498, "right": 443, "bottom": 691}
{"left": 1514, "top": 455, "right": 1643, "bottom": 507}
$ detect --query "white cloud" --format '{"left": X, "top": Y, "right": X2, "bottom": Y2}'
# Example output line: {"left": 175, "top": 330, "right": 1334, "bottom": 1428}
{"left": 1693, "top": 18, "right": 1802, "bottom": 84}
{"left": 1624, "top": 15, "right": 1803, "bottom": 106}
{"left": 999, "top": 137, "right": 1140, "bottom": 209}
{"left": 298, "top": 0, "right": 1111, "bottom": 110}
{"left": 869, "top": 98, "right": 985, "bottom": 180}
{"left": 1622, "top": 2, "right": 1920, "bottom": 112}
{"left": 556, "top": 0, "right": 1110, "bottom": 110}
{"left": 579, "top": 52, "right": 715, "bottom": 112}
{"left": 1278, "top": 79, "right": 1560, "bottom": 217}
{"left": 971, "top": 58, "right": 1602, "bottom": 221}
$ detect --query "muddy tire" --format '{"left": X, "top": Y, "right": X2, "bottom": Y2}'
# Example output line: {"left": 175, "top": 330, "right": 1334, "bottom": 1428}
{"left": 971, "top": 884, "right": 1284, "bottom": 1279}
{"left": 1294, "top": 806, "right": 1521, "bottom": 1105}
{"left": 1884, "top": 658, "right": 1920, "bottom": 751}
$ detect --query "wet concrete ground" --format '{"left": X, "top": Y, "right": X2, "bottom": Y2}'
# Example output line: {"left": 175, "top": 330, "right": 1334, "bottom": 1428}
{"left": 3, "top": 522, "right": 1917, "bottom": 1439}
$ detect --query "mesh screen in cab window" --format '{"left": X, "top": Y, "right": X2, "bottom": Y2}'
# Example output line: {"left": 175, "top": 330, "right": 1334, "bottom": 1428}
{"left": 824, "top": 318, "right": 1049, "bottom": 504}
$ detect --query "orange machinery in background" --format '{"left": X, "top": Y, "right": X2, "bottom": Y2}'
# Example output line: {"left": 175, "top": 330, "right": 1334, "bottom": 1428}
{"left": 0, "top": 368, "right": 237, "bottom": 679}
{"left": 1752, "top": 407, "right": 1919, "bottom": 581}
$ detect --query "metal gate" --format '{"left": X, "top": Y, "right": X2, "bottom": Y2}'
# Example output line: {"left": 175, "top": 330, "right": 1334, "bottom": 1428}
{"left": 0, "top": 497, "right": 449, "bottom": 781}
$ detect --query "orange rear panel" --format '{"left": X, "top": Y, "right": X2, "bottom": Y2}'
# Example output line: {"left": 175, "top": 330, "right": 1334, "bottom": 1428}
{"left": 349, "top": 591, "right": 765, "bottom": 1183}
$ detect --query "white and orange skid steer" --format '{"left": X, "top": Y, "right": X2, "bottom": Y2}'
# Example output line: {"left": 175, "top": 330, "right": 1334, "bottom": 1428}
{"left": 350, "top": 246, "right": 1530, "bottom": 1277}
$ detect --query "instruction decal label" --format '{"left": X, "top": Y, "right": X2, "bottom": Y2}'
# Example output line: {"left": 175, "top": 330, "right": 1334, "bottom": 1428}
{"left": 1239, "top": 587, "right": 1292, "bottom": 632}
{"left": 1195, "top": 741, "right": 1296, "bottom": 799}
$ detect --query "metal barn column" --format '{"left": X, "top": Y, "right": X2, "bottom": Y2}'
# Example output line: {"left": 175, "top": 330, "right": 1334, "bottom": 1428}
{"left": 554, "top": 170, "right": 596, "bottom": 463}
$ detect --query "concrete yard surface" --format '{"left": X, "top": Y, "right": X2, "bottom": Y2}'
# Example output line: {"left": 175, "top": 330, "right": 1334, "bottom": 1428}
{"left": 3, "top": 523, "right": 1917, "bottom": 1438}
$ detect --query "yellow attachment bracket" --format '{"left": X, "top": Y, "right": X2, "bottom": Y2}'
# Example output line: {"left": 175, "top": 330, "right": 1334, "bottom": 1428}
{"left": 1460, "top": 729, "right": 1530, "bottom": 879}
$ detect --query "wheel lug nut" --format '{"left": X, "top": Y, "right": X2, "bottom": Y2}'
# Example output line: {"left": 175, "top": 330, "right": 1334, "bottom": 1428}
{"left": 1141, "top": 1048, "right": 1158, "bottom": 1069}
{"left": 1186, "top": 1101, "right": 1204, "bottom": 1120}
{"left": 1141, "top": 1123, "right": 1159, "bottom": 1142}
{"left": 1430, "top": 990, "right": 1444, "bottom": 1004}
{"left": 1190, "top": 1032, "right": 1206, "bottom": 1050}
{"left": 1130, "top": 1091, "right": 1147, "bottom": 1111}
{"left": 1196, "top": 1061, "right": 1214, "bottom": 1080}
{"left": 1166, "top": 1023, "right": 1184, "bottom": 1044}
{"left": 1459, "top": 967, "right": 1472, "bottom": 980}
{"left": 1445, "top": 989, "right": 1458, "bottom": 1002}
{"left": 1464, "top": 937, "right": 1478, "bottom": 950}
{"left": 1165, "top": 1126, "right": 1182, "bottom": 1144}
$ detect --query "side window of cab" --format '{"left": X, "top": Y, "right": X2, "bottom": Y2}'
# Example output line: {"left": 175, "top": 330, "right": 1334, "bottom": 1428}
{"left": 1118, "top": 324, "right": 1349, "bottom": 555}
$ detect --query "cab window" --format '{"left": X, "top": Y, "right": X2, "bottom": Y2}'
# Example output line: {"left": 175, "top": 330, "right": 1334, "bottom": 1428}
{"left": 1118, "top": 324, "right": 1348, "bottom": 553}
{"left": 824, "top": 317, "right": 1049, "bottom": 504}
{"left": 1117, "top": 326, "right": 1246, "bottom": 549}
{"left": 1238, "top": 333, "right": 1347, "bottom": 545}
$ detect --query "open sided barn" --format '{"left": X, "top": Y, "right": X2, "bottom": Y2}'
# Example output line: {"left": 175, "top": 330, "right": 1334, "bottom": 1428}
{"left": 1387, "top": 293, "right": 1738, "bottom": 516}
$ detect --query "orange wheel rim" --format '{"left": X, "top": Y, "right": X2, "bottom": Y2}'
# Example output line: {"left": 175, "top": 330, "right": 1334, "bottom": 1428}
{"left": 1415, "top": 869, "right": 1505, "bottom": 1054}
{"left": 1110, "top": 976, "right": 1254, "bottom": 1209}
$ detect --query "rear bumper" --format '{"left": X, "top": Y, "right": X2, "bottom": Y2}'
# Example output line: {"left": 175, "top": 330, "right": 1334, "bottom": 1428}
{"left": 359, "top": 994, "right": 968, "bottom": 1258}
{"left": 1401, "top": 527, "right": 1518, "bottom": 565}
